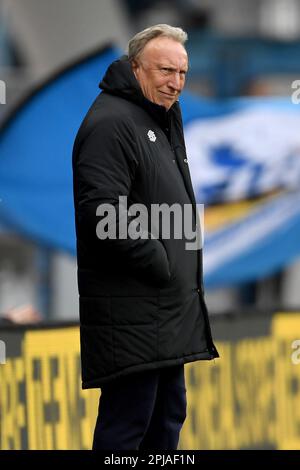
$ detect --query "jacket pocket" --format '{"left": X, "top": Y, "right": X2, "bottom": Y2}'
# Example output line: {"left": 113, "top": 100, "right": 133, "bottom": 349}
{"left": 141, "top": 239, "right": 171, "bottom": 286}
{"left": 164, "top": 239, "right": 179, "bottom": 282}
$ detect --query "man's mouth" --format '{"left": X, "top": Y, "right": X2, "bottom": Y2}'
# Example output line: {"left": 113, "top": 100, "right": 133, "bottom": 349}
{"left": 160, "top": 91, "right": 177, "bottom": 98}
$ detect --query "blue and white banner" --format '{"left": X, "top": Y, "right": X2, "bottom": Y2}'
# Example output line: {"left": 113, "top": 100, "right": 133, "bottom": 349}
{"left": 183, "top": 97, "right": 300, "bottom": 204}
{"left": 203, "top": 190, "right": 300, "bottom": 288}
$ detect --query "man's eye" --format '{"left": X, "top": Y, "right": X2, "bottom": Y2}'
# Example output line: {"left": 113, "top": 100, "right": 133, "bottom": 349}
{"left": 160, "top": 68, "right": 187, "bottom": 77}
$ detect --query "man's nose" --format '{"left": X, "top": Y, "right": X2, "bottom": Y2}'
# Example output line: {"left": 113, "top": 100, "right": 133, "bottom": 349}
{"left": 168, "top": 72, "right": 182, "bottom": 92}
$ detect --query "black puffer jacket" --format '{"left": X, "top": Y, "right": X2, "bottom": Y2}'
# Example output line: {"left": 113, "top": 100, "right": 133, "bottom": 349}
{"left": 72, "top": 56, "right": 219, "bottom": 389}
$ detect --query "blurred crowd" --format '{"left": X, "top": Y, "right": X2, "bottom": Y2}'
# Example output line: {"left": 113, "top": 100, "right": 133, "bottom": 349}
{"left": 0, "top": 304, "right": 42, "bottom": 324}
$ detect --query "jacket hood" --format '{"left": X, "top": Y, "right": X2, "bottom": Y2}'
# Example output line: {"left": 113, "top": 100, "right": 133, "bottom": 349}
{"left": 99, "top": 55, "right": 179, "bottom": 129}
{"left": 99, "top": 55, "right": 142, "bottom": 102}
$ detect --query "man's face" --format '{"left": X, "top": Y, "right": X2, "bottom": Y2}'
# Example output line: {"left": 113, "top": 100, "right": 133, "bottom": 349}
{"left": 132, "top": 36, "right": 188, "bottom": 110}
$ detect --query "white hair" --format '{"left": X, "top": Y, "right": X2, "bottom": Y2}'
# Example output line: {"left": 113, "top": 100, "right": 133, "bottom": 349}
{"left": 127, "top": 24, "right": 188, "bottom": 61}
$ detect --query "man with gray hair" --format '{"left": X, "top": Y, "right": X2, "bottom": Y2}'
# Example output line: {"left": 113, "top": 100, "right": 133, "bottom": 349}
{"left": 72, "top": 24, "right": 218, "bottom": 450}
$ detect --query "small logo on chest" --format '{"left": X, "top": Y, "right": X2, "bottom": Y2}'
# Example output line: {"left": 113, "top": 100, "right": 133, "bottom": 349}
{"left": 147, "top": 130, "right": 156, "bottom": 142}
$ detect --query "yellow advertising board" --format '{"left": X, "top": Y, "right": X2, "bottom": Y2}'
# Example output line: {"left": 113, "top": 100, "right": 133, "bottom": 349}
{"left": 1, "top": 313, "right": 300, "bottom": 450}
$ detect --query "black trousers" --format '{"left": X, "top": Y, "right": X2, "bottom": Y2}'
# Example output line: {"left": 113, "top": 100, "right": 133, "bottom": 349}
{"left": 92, "top": 364, "right": 186, "bottom": 450}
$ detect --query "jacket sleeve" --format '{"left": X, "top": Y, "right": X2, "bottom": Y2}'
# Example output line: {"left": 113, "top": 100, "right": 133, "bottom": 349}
{"left": 73, "top": 114, "right": 171, "bottom": 284}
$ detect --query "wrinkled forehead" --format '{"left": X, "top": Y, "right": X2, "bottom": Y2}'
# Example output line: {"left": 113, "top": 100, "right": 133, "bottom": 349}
{"left": 141, "top": 37, "right": 188, "bottom": 69}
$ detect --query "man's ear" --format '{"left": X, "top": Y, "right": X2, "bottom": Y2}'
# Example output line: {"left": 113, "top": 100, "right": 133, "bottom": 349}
{"left": 131, "top": 59, "right": 138, "bottom": 76}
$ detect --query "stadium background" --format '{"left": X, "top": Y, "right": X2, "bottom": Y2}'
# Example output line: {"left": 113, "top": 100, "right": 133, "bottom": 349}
{"left": 0, "top": 0, "right": 300, "bottom": 450}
